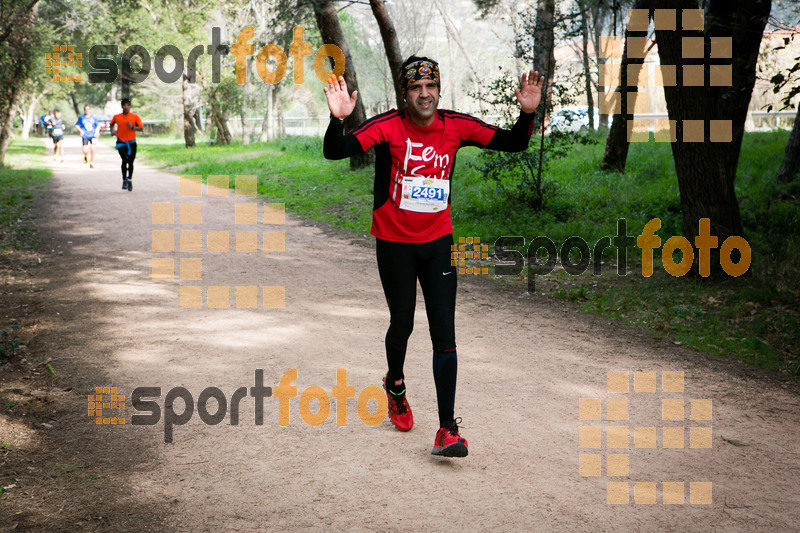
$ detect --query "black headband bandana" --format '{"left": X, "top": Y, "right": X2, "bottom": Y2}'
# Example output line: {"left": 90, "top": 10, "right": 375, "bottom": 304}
{"left": 399, "top": 60, "right": 441, "bottom": 99}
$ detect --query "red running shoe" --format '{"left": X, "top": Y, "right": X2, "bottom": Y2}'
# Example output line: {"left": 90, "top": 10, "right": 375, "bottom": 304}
{"left": 383, "top": 374, "right": 413, "bottom": 431}
{"left": 431, "top": 418, "right": 468, "bottom": 457}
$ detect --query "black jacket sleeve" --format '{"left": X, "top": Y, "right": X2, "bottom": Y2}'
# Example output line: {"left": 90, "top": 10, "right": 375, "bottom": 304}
{"left": 462, "top": 110, "right": 536, "bottom": 152}
{"left": 323, "top": 116, "right": 365, "bottom": 160}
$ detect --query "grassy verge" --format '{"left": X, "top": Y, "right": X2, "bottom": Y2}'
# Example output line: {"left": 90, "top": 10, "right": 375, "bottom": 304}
{"left": 138, "top": 131, "right": 799, "bottom": 375}
{"left": 0, "top": 140, "right": 52, "bottom": 251}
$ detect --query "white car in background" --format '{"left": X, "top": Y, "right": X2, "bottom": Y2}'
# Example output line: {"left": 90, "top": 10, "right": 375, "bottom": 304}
{"left": 549, "top": 105, "right": 601, "bottom": 132}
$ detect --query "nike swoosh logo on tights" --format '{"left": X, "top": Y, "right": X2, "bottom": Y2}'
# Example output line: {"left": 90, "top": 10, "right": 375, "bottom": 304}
{"left": 443, "top": 271, "right": 452, "bottom": 276}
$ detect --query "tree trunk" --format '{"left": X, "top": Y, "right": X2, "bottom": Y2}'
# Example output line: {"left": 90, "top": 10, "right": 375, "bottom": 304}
{"left": 259, "top": 85, "right": 272, "bottom": 142}
{"left": 369, "top": 0, "right": 404, "bottom": 110}
{"left": 0, "top": 88, "right": 19, "bottom": 167}
{"left": 777, "top": 105, "right": 800, "bottom": 183}
{"left": 208, "top": 96, "right": 231, "bottom": 145}
{"left": 272, "top": 83, "right": 284, "bottom": 139}
{"left": 312, "top": 0, "right": 373, "bottom": 169}
{"left": 21, "top": 91, "right": 41, "bottom": 139}
{"left": 182, "top": 69, "right": 196, "bottom": 148}
{"left": 579, "top": 1, "right": 594, "bottom": 129}
{"left": 68, "top": 92, "right": 80, "bottom": 117}
{"left": 653, "top": 0, "right": 770, "bottom": 277}
{"left": 593, "top": 0, "right": 609, "bottom": 129}
{"left": 601, "top": 1, "right": 648, "bottom": 173}
{"left": 533, "top": 0, "right": 556, "bottom": 131}
{"left": 240, "top": 107, "right": 249, "bottom": 144}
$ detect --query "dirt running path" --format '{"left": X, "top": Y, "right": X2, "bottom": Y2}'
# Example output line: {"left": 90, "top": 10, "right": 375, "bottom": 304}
{"left": 27, "top": 135, "right": 800, "bottom": 531}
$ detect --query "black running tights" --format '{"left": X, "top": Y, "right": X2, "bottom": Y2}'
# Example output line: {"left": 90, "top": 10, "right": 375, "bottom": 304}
{"left": 376, "top": 234, "right": 458, "bottom": 427}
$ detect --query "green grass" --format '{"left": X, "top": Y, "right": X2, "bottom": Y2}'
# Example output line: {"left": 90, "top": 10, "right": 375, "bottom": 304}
{"left": 140, "top": 135, "right": 374, "bottom": 233}
{"left": 139, "top": 131, "right": 800, "bottom": 375}
{"left": 0, "top": 140, "right": 52, "bottom": 251}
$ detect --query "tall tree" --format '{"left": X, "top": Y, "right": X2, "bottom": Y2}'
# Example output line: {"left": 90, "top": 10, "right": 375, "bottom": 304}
{"left": 652, "top": 0, "right": 771, "bottom": 276}
{"left": 577, "top": 0, "right": 595, "bottom": 129}
{"left": 601, "top": 0, "right": 648, "bottom": 172}
{"left": 0, "top": 0, "right": 40, "bottom": 166}
{"left": 533, "top": 0, "right": 555, "bottom": 129}
{"left": 777, "top": 105, "right": 800, "bottom": 183}
{"left": 311, "top": 0, "right": 373, "bottom": 169}
{"left": 369, "top": 0, "right": 404, "bottom": 110}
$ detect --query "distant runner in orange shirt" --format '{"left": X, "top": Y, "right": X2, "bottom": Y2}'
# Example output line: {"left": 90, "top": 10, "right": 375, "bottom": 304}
{"left": 109, "top": 98, "right": 143, "bottom": 191}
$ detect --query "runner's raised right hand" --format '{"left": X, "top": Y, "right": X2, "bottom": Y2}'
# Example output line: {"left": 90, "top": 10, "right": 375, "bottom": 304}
{"left": 324, "top": 75, "right": 358, "bottom": 120}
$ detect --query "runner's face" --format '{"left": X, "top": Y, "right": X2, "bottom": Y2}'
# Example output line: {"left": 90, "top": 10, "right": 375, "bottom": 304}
{"left": 122, "top": 102, "right": 131, "bottom": 114}
{"left": 84, "top": 106, "right": 90, "bottom": 115}
{"left": 406, "top": 79, "right": 439, "bottom": 126}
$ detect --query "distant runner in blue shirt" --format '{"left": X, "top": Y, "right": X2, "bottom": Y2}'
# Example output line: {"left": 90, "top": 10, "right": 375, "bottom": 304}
{"left": 75, "top": 105, "right": 100, "bottom": 168}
